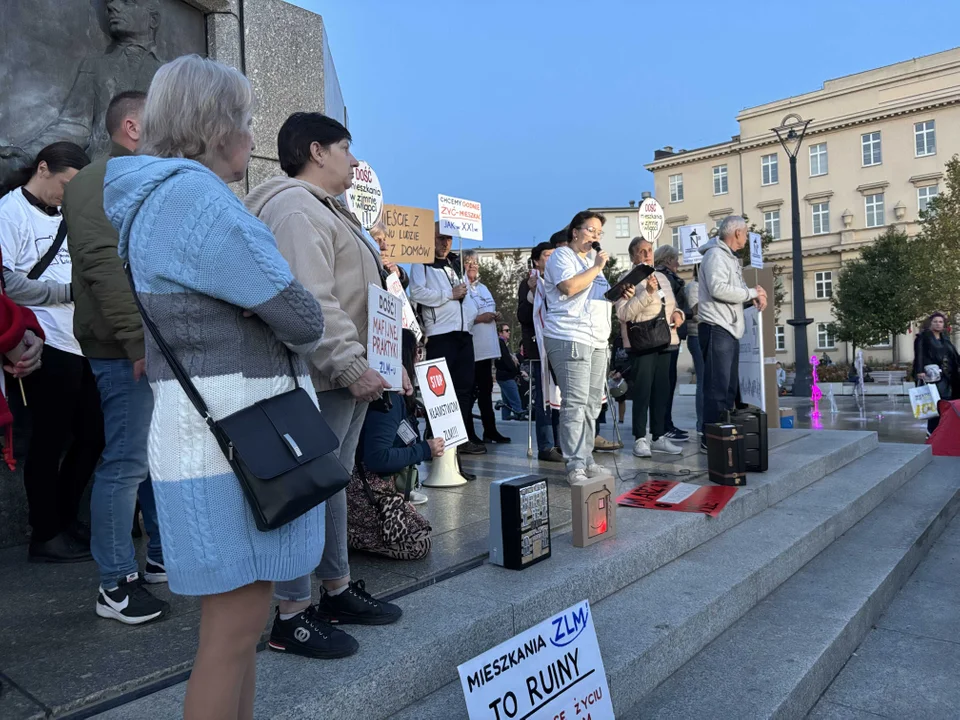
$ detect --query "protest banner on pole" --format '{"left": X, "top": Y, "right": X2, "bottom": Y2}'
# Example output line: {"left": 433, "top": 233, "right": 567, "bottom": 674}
{"left": 457, "top": 600, "right": 614, "bottom": 720}
{"left": 345, "top": 161, "right": 383, "bottom": 230}
{"left": 384, "top": 272, "right": 423, "bottom": 342}
{"left": 415, "top": 359, "right": 467, "bottom": 449}
{"left": 638, "top": 197, "right": 665, "bottom": 244}
{"left": 438, "top": 194, "right": 483, "bottom": 241}
{"left": 739, "top": 305, "right": 765, "bottom": 409}
{"left": 367, "top": 285, "right": 403, "bottom": 391}
{"left": 749, "top": 231, "right": 764, "bottom": 269}
{"left": 679, "top": 224, "right": 707, "bottom": 265}
{"left": 382, "top": 204, "right": 435, "bottom": 263}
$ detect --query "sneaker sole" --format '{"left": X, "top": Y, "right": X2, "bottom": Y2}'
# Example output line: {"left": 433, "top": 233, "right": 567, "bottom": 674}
{"left": 267, "top": 639, "right": 359, "bottom": 659}
{"left": 144, "top": 573, "right": 168, "bottom": 584}
{"left": 96, "top": 602, "right": 166, "bottom": 625}
{"left": 653, "top": 448, "right": 684, "bottom": 456}
{"left": 633, "top": 451, "right": 652, "bottom": 458}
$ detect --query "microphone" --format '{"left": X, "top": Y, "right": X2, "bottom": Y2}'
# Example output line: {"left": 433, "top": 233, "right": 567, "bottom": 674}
{"left": 591, "top": 241, "right": 602, "bottom": 253}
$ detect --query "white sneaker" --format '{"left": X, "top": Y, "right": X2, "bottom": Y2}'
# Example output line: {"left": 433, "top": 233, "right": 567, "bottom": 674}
{"left": 651, "top": 436, "right": 683, "bottom": 455}
{"left": 585, "top": 463, "right": 612, "bottom": 478}
{"left": 633, "top": 437, "right": 652, "bottom": 458}
{"left": 567, "top": 468, "right": 588, "bottom": 485}
{"left": 409, "top": 490, "right": 428, "bottom": 505}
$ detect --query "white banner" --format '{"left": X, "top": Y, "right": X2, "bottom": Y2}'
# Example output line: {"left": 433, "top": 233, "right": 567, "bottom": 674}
{"left": 345, "top": 161, "right": 383, "bottom": 230}
{"left": 384, "top": 272, "right": 423, "bottom": 342}
{"left": 749, "top": 231, "right": 763, "bottom": 269}
{"left": 438, "top": 194, "right": 483, "bottom": 241}
{"left": 367, "top": 285, "right": 403, "bottom": 391}
{"left": 415, "top": 358, "right": 468, "bottom": 448}
{"left": 458, "top": 600, "right": 613, "bottom": 720}
{"left": 739, "top": 305, "right": 765, "bottom": 410}
{"left": 638, "top": 197, "right": 665, "bottom": 244}
{"left": 679, "top": 224, "right": 707, "bottom": 266}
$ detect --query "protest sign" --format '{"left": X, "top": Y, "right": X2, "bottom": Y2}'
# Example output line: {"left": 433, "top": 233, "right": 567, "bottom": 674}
{"left": 458, "top": 600, "right": 613, "bottom": 720}
{"left": 415, "top": 359, "right": 467, "bottom": 449}
{"left": 438, "top": 194, "right": 483, "bottom": 241}
{"left": 382, "top": 204, "right": 435, "bottom": 263}
{"left": 749, "top": 231, "right": 764, "bottom": 269}
{"left": 616, "top": 479, "right": 737, "bottom": 517}
{"left": 638, "top": 197, "right": 665, "bottom": 243}
{"left": 384, "top": 272, "right": 423, "bottom": 342}
{"left": 345, "top": 161, "right": 383, "bottom": 230}
{"left": 367, "top": 285, "right": 403, "bottom": 391}
{"left": 679, "top": 224, "right": 707, "bottom": 265}
{"left": 739, "top": 306, "right": 765, "bottom": 409}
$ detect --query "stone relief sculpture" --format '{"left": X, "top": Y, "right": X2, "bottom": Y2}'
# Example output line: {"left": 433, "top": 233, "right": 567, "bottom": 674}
{"left": 0, "top": 0, "right": 165, "bottom": 186}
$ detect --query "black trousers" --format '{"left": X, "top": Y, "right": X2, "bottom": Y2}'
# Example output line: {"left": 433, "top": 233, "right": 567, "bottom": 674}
{"left": 629, "top": 351, "right": 671, "bottom": 441}
{"left": 664, "top": 348, "right": 679, "bottom": 430}
{"left": 426, "top": 331, "right": 476, "bottom": 442}
{"left": 474, "top": 359, "right": 498, "bottom": 439}
{"left": 21, "top": 346, "right": 105, "bottom": 543}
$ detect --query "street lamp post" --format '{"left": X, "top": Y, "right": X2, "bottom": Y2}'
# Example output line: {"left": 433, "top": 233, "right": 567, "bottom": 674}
{"left": 772, "top": 113, "right": 814, "bottom": 399}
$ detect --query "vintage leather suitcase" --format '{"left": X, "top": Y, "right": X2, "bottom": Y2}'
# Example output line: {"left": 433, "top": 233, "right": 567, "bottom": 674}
{"left": 704, "top": 423, "right": 747, "bottom": 486}
{"left": 722, "top": 408, "right": 769, "bottom": 472}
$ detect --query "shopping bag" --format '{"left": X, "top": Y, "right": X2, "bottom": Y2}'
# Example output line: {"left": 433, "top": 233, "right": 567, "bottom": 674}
{"left": 909, "top": 384, "right": 941, "bottom": 420}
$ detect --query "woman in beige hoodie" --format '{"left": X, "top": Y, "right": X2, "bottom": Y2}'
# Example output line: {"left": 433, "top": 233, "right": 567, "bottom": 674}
{"left": 615, "top": 236, "right": 685, "bottom": 458}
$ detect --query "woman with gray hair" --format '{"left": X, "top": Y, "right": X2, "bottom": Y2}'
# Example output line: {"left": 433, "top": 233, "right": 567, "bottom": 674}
{"left": 103, "top": 55, "right": 327, "bottom": 720}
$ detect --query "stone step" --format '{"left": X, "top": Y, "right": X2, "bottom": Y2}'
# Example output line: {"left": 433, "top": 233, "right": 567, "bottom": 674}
{"left": 386, "top": 442, "right": 931, "bottom": 720}
{"left": 90, "top": 430, "right": 879, "bottom": 720}
{"left": 625, "top": 456, "right": 959, "bottom": 720}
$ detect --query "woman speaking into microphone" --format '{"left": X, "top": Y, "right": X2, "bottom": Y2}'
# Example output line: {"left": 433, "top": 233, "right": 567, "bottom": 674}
{"left": 542, "top": 211, "right": 628, "bottom": 484}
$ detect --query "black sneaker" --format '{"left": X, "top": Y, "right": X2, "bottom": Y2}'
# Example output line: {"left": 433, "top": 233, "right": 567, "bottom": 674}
{"left": 96, "top": 573, "right": 169, "bottom": 625}
{"left": 458, "top": 441, "right": 487, "bottom": 455}
{"left": 538, "top": 448, "right": 564, "bottom": 462}
{"left": 665, "top": 428, "right": 690, "bottom": 442}
{"left": 317, "top": 580, "right": 403, "bottom": 626}
{"left": 483, "top": 432, "right": 512, "bottom": 444}
{"left": 144, "top": 559, "right": 168, "bottom": 584}
{"left": 267, "top": 606, "right": 358, "bottom": 659}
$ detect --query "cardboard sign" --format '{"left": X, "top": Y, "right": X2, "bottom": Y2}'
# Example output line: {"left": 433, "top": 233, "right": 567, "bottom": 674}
{"left": 345, "top": 161, "right": 383, "bottom": 230}
{"left": 638, "top": 197, "right": 665, "bottom": 244}
{"left": 458, "top": 600, "right": 614, "bottom": 720}
{"left": 384, "top": 272, "right": 423, "bottom": 342}
{"left": 415, "top": 358, "right": 467, "bottom": 448}
{"left": 749, "top": 231, "right": 764, "bottom": 269}
{"left": 679, "top": 223, "right": 707, "bottom": 265}
{"left": 739, "top": 306, "right": 765, "bottom": 410}
{"left": 617, "top": 479, "right": 737, "bottom": 517}
{"left": 438, "top": 194, "right": 483, "bottom": 241}
{"left": 381, "top": 204, "right": 435, "bottom": 263}
{"left": 367, "top": 285, "right": 403, "bottom": 391}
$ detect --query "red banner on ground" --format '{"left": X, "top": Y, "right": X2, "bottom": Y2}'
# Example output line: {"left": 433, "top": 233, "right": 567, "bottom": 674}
{"left": 616, "top": 479, "right": 738, "bottom": 517}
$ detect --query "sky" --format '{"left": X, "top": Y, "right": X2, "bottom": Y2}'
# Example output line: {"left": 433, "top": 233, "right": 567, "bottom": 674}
{"left": 292, "top": 0, "right": 960, "bottom": 250}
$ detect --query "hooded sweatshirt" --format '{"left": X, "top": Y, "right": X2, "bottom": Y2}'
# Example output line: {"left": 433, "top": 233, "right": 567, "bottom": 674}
{"left": 697, "top": 237, "right": 758, "bottom": 340}
{"left": 244, "top": 177, "right": 384, "bottom": 393}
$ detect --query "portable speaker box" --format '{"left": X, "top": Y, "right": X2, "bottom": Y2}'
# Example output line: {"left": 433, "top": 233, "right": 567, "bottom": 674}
{"left": 704, "top": 423, "right": 747, "bottom": 486}
{"left": 722, "top": 408, "right": 769, "bottom": 472}
{"left": 489, "top": 475, "right": 551, "bottom": 570}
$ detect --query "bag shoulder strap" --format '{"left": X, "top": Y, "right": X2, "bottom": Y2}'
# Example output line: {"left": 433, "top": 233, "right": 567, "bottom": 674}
{"left": 27, "top": 221, "right": 67, "bottom": 280}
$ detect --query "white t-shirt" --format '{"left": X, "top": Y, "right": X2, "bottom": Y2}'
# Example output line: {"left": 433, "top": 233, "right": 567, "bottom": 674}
{"left": 469, "top": 280, "right": 500, "bottom": 361}
{"left": 0, "top": 189, "right": 81, "bottom": 355}
{"left": 542, "top": 246, "right": 612, "bottom": 348}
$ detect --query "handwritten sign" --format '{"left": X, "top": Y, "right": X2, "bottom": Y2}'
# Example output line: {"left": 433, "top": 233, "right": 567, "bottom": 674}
{"left": 679, "top": 223, "right": 707, "bottom": 265}
{"left": 367, "top": 285, "right": 403, "bottom": 391}
{"left": 458, "top": 600, "right": 613, "bottom": 720}
{"left": 749, "top": 231, "right": 764, "bottom": 269}
{"left": 345, "top": 161, "right": 383, "bottom": 230}
{"left": 638, "top": 197, "right": 665, "bottom": 244}
{"left": 616, "top": 479, "right": 737, "bottom": 517}
{"left": 384, "top": 272, "right": 423, "bottom": 342}
{"left": 739, "top": 305, "right": 765, "bottom": 410}
{"left": 382, "top": 204, "right": 435, "bottom": 263}
{"left": 415, "top": 359, "right": 467, "bottom": 449}
{"left": 438, "top": 194, "right": 483, "bottom": 241}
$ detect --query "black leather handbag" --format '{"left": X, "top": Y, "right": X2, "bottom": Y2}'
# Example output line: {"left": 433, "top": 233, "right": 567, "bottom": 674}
{"left": 125, "top": 264, "right": 349, "bottom": 532}
{"left": 627, "top": 296, "right": 671, "bottom": 354}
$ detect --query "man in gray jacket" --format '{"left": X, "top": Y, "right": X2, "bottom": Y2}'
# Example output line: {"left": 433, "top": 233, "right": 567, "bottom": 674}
{"left": 697, "top": 216, "right": 767, "bottom": 451}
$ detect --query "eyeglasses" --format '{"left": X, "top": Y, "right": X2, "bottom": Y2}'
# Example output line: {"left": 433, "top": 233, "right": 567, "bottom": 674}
{"left": 578, "top": 226, "right": 604, "bottom": 239}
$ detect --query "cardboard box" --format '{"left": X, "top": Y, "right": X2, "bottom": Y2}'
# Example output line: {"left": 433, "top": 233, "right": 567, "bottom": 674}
{"left": 779, "top": 408, "right": 796, "bottom": 429}
{"left": 571, "top": 476, "right": 616, "bottom": 547}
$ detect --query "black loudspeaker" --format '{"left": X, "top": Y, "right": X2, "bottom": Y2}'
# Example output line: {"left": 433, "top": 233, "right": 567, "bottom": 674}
{"left": 722, "top": 408, "right": 769, "bottom": 472}
{"left": 489, "top": 475, "right": 551, "bottom": 570}
{"left": 704, "top": 423, "right": 747, "bottom": 486}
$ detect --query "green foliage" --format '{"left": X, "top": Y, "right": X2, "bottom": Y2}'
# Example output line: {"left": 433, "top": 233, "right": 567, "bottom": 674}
{"left": 909, "top": 155, "right": 960, "bottom": 320}
{"left": 477, "top": 250, "right": 527, "bottom": 347}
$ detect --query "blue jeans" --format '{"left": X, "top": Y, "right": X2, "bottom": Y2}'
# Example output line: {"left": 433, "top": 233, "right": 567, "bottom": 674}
{"left": 687, "top": 335, "right": 704, "bottom": 433}
{"left": 89, "top": 358, "right": 162, "bottom": 588}
{"left": 498, "top": 378, "right": 524, "bottom": 419}
{"left": 530, "top": 361, "right": 559, "bottom": 452}
{"left": 700, "top": 323, "right": 740, "bottom": 426}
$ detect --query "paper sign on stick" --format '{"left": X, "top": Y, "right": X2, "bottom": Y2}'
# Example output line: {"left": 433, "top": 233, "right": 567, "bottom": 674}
{"left": 438, "top": 194, "right": 483, "bottom": 241}
{"left": 638, "top": 197, "right": 665, "bottom": 243}
{"left": 679, "top": 224, "right": 707, "bottom": 265}
{"left": 382, "top": 204, "right": 435, "bottom": 263}
{"left": 344, "top": 161, "right": 383, "bottom": 230}
{"left": 367, "top": 285, "right": 403, "bottom": 391}
{"left": 415, "top": 359, "right": 467, "bottom": 449}
{"left": 384, "top": 272, "right": 423, "bottom": 342}
{"left": 739, "top": 305, "right": 765, "bottom": 410}
{"left": 457, "top": 600, "right": 614, "bottom": 720}
{"left": 749, "top": 231, "right": 764, "bottom": 269}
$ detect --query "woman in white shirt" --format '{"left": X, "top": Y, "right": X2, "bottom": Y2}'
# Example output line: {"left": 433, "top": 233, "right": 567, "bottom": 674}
{"left": 542, "top": 211, "right": 621, "bottom": 484}
{"left": 0, "top": 141, "right": 102, "bottom": 563}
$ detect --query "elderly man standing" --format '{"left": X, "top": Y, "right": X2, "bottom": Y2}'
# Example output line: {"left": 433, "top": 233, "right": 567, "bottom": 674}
{"left": 697, "top": 216, "right": 767, "bottom": 453}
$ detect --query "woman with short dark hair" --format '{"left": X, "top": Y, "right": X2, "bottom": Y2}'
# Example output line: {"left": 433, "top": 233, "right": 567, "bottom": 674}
{"left": 914, "top": 311, "right": 959, "bottom": 435}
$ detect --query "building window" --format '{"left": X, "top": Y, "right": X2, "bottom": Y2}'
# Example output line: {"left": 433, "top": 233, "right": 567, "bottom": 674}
{"left": 817, "top": 323, "right": 836, "bottom": 350}
{"left": 915, "top": 120, "right": 936, "bottom": 157}
{"left": 809, "top": 143, "right": 828, "bottom": 176}
{"left": 713, "top": 165, "right": 728, "bottom": 195}
{"left": 761, "top": 154, "right": 779, "bottom": 185}
{"left": 865, "top": 193, "right": 885, "bottom": 228}
{"left": 775, "top": 325, "right": 786, "bottom": 351}
{"left": 861, "top": 131, "right": 882, "bottom": 166}
{"left": 871, "top": 335, "right": 892, "bottom": 349}
{"left": 763, "top": 210, "right": 781, "bottom": 240}
{"left": 669, "top": 174, "right": 684, "bottom": 203}
{"left": 615, "top": 216, "right": 630, "bottom": 238}
{"left": 815, "top": 271, "right": 833, "bottom": 299}
{"left": 671, "top": 227, "right": 680, "bottom": 247}
{"left": 918, "top": 184, "right": 939, "bottom": 214}
{"left": 812, "top": 202, "right": 830, "bottom": 235}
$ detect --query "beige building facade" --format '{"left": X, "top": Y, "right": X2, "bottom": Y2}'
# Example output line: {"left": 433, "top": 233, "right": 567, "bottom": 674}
{"left": 646, "top": 47, "right": 960, "bottom": 373}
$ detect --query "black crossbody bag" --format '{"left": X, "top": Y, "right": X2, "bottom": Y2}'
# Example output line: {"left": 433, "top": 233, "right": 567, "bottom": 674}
{"left": 627, "top": 295, "right": 671, "bottom": 354}
{"left": 125, "top": 263, "right": 349, "bottom": 532}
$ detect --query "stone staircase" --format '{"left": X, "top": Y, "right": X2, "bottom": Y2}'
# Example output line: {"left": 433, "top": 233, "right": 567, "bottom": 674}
{"left": 92, "top": 430, "right": 960, "bottom": 720}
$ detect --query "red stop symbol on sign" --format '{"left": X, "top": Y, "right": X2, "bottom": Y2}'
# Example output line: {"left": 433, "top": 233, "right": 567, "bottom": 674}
{"left": 426, "top": 365, "right": 446, "bottom": 397}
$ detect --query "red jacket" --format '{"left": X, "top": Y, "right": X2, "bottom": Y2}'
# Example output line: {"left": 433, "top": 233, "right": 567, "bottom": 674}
{"left": 0, "top": 278, "right": 44, "bottom": 469}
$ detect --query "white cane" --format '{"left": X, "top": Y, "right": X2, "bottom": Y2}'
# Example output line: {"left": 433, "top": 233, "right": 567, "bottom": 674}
{"left": 527, "top": 359, "right": 535, "bottom": 458}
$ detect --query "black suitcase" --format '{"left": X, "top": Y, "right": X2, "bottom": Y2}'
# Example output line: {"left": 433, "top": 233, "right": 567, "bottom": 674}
{"left": 722, "top": 408, "right": 769, "bottom": 472}
{"left": 704, "top": 423, "right": 747, "bottom": 486}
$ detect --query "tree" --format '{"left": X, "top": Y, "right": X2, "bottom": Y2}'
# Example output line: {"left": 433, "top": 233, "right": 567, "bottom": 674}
{"left": 909, "top": 155, "right": 960, "bottom": 321}
{"left": 477, "top": 250, "right": 527, "bottom": 344}
{"left": 830, "top": 227, "right": 921, "bottom": 361}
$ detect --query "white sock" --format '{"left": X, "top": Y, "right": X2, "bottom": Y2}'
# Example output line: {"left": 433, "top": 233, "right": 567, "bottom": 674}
{"left": 326, "top": 583, "right": 349, "bottom": 597}
{"left": 279, "top": 611, "right": 300, "bottom": 621}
